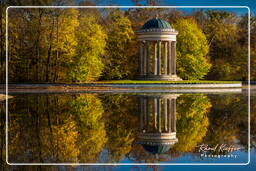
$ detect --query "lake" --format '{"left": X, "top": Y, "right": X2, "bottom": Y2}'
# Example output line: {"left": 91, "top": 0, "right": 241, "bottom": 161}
{"left": 1, "top": 88, "right": 252, "bottom": 166}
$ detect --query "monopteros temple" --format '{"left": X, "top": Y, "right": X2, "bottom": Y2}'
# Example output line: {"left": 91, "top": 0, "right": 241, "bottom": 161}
{"left": 136, "top": 94, "right": 179, "bottom": 155}
{"left": 136, "top": 18, "right": 182, "bottom": 81}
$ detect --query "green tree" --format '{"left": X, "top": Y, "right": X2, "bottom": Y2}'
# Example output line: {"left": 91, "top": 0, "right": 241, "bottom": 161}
{"left": 69, "top": 13, "right": 106, "bottom": 82}
{"left": 174, "top": 95, "right": 211, "bottom": 152}
{"left": 250, "top": 12, "right": 256, "bottom": 80}
{"left": 173, "top": 18, "right": 211, "bottom": 80}
{"left": 204, "top": 10, "right": 247, "bottom": 80}
{"left": 102, "top": 9, "right": 136, "bottom": 80}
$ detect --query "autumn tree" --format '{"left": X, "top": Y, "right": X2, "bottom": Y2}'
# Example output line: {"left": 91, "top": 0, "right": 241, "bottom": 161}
{"left": 204, "top": 10, "right": 248, "bottom": 80}
{"left": 250, "top": 12, "right": 256, "bottom": 80}
{"left": 101, "top": 9, "right": 136, "bottom": 80}
{"left": 173, "top": 18, "right": 211, "bottom": 80}
{"left": 0, "top": 0, "right": 7, "bottom": 83}
{"left": 145, "top": 0, "right": 161, "bottom": 5}
{"left": 69, "top": 12, "right": 106, "bottom": 82}
{"left": 5, "top": 7, "right": 251, "bottom": 82}
{"left": 45, "top": 8, "right": 79, "bottom": 82}
{"left": 7, "top": 8, "right": 79, "bottom": 83}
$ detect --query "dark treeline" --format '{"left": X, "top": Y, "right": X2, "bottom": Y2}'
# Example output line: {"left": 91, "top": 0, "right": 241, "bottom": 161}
{"left": 0, "top": 0, "right": 255, "bottom": 83}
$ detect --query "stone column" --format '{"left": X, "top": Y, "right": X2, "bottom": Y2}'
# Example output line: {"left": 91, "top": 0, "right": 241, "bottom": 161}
{"left": 139, "top": 97, "right": 143, "bottom": 131}
{"left": 164, "top": 98, "right": 168, "bottom": 132}
{"left": 167, "top": 98, "right": 172, "bottom": 133}
{"left": 146, "top": 41, "right": 150, "bottom": 75}
{"left": 146, "top": 97, "right": 150, "bottom": 132}
{"left": 157, "top": 41, "right": 161, "bottom": 75}
{"left": 143, "top": 98, "right": 147, "bottom": 130}
{"left": 164, "top": 42, "right": 168, "bottom": 75}
{"left": 157, "top": 98, "right": 161, "bottom": 133}
{"left": 154, "top": 42, "right": 157, "bottom": 75}
{"left": 171, "top": 41, "right": 177, "bottom": 75}
{"left": 168, "top": 41, "right": 172, "bottom": 75}
{"left": 138, "top": 41, "right": 143, "bottom": 75}
{"left": 171, "top": 99, "right": 176, "bottom": 132}
{"left": 143, "top": 42, "right": 147, "bottom": 75}
{"left": 154, "top": 97, "right": 157, "bottom": 130}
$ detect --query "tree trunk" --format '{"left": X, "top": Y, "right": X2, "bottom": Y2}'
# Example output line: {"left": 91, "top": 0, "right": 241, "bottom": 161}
{"left": 0, "top": 1, "right": 3, "bottom": 66}
{"left": 46, "top": 18, "right": 54, "bottom": 82}
{"left": 35, "top": 9, "right": 43, "bottom": 82}
{"left": 54, "top": 15, "right": 59, "bottom": 83}
{"left": 0, "top": 1, "right": 4, "bottom": 83}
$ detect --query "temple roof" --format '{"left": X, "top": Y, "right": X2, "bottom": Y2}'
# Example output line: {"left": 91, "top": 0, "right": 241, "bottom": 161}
{"left": 137, "top": 18, "right": 176, "bottom": 33}
{"left": 142, "top": 144, "right": 172, "bottom": 155}
{"left": 141, "top": 18, "right": 172, "bottom": 30}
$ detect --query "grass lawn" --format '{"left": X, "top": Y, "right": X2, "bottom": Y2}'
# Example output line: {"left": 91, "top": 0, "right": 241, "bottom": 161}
{"left": 92, "top": 80, "right": 241, "bottom": 84}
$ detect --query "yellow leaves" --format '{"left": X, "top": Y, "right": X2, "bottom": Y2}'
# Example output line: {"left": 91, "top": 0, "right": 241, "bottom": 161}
{"left": 175, "top": 95, "right": 211, "bottom": 152}
{"left": 70, "top": 94, "right": 108, "bottom": 162}
{"left": 102, "top": 9, "right": 136, "bottom": 80}
{"left": 54, "top": 9, "right": 79, "bottom": 58}
{"left": 102, "top": 94, "right": 137, "bottom": 162}
{"left": 70, "top": 14, "right": 106, "bottom": 82}
{"left": 173, "top": 18, "right": 211, "bottom": 80}
{"left": 49, "top": 117, "right": 79, "bottom": 162}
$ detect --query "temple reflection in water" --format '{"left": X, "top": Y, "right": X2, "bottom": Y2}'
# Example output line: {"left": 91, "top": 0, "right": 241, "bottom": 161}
{"left": 136, "top": 94, "right": 179, "bottom": 155}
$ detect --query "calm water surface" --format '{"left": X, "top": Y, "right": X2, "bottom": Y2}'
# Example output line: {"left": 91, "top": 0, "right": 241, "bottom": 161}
{"left": 1, "top": 91, "right": 251, "bottom": 165}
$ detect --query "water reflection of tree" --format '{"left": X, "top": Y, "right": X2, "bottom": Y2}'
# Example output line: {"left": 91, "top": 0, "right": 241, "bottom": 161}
{"left": 70, "top": 94, "right": 107, "bottom": 163}
{"left": 203, "top": 94, "right": 248, "bottom": 152}
{"left": 8, "top": 95, "right": 79, "bottom": 162}
{"left": 174, "top": 95, "right": 211, "bottom": 152}
{"left": 4, "top": 93, "right": 254, "bottom": 165}
{"left": 100, "top": 94, "right": 137, "bottom": 162}
{"left": 0, "top": 100, "right": 6, "bottom": 170}
{"left": 251, "top": 95, "right": 256, "bottom": 149}
{"left": 8, "top": 94, "right": 107, "bottom": 163}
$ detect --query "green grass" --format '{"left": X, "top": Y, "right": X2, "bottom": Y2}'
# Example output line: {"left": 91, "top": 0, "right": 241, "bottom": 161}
{"left": 91, "top": 80, "right": 241, "bottom": 84}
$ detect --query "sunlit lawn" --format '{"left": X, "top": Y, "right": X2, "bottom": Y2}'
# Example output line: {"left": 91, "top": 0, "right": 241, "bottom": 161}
{"left": 92, "top": 80, "right": 241, "bottom": 84}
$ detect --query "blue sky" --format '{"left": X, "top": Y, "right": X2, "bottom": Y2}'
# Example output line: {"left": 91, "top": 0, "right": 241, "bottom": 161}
{"left": 95, "top": 0, "right": 256, "bottom": 9}
{"left": 77, "top": 0, "right": 255, "bottom": 15}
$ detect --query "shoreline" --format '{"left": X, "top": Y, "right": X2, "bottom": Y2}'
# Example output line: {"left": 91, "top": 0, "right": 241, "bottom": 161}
{"left": 0, "top": 81, "right": 242, "bottom": 89}
{"left": 0, "top": 82, "right": 244, "bottom": 94}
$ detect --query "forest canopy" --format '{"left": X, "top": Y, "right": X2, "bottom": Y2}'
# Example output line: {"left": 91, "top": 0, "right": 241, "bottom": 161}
{"left": 0, "top": 1, "right": 253, "bottom": 83}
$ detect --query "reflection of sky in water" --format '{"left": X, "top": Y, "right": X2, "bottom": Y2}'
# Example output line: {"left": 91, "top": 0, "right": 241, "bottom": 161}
{"left": 117, "top": 146, "right": 249, "bottom": 163}
{"left": 76, "top": 149, "right": 256, "bottom": 170}
{"left": 74, "top": 148, "right": 255, "bottom": 171}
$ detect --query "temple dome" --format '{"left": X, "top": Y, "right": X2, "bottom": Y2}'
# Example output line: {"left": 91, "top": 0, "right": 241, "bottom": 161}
{"left": 141, "top": 18, "right": 172, "bottom": 30}
{"left": 142, "top": 144, "right": 171, "bottom": 155}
